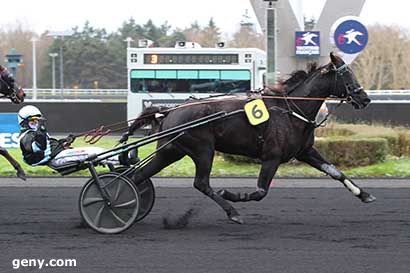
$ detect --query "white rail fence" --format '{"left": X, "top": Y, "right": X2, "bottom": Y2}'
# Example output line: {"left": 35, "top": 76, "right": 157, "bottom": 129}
{"left": 18, "top": 89, "right": 410, "bottom": 101}
{"left": 367, "top": 90, "right": 410, "bottom": 95}
{"left": 23, "top": 88, "right": 128, "bottom": 100}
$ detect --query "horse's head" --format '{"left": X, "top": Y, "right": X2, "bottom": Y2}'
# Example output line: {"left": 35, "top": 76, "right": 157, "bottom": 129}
{"left": 0, "top": 77, "right": 26, "bottom": 104}
{"left": 324, "top": 52, "right": 370, "bottom": 109}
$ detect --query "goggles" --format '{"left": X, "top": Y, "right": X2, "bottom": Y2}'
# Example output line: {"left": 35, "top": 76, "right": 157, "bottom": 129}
{"left": 28, "top": 116, "right": 42, "bottom": 122}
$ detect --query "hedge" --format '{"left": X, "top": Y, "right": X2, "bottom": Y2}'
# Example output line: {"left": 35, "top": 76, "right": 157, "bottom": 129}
{"left": 319, "top": 124, "right": 410, "bottom": 157}
{"left": 314, "top": 137, "right": 388, "bottom": 167}
{"left": 396, "top": 131, "right": 410, "bottom": 156}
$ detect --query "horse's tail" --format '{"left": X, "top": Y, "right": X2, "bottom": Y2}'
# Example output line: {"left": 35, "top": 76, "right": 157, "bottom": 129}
{"left": 127, "top": 106, "right": 168, "bottom": 136}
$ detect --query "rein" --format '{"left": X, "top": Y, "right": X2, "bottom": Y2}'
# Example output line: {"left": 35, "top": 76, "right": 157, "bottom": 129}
{"left": 262, "top": 95, "right": 346, "bottom": 101}
{"left": 75, "top": 61, "right": 361, "bottom": 144}
{"left": 77, "top": 94, "right": 347, "bottom": 144}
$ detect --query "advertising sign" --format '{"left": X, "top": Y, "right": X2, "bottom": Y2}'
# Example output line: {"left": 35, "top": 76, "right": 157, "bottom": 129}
{"left": 295, "top": 31, "right": 320, "bottom": 56}
{"left": 331, "top": 16, "right": 368, "bottom": 64}
{"left": 142, "top": 99, "right": 186, "bottom": 111}
{"left": 333, "top": 18, "right": 368, "bottom": 54}
{"left": 0, "top": 113, "right": 20, "bottom": 148}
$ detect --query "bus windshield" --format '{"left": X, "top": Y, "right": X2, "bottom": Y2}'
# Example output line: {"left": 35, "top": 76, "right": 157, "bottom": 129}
{"left": 130, "top": 69, "right": 251, "bottom": 94}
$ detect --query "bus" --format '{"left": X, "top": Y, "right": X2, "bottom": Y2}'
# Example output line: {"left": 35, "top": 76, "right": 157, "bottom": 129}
{"left": 127, "top": 43, "right": 266, "bottom": 120}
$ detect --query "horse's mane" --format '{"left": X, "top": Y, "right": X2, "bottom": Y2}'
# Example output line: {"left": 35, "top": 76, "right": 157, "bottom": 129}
{"left": 265, "top": 62, "right": 325, "bottom": 95}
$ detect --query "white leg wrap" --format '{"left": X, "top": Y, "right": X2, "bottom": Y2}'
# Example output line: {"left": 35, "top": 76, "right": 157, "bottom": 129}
{"left": 343, "top": 179, "right": 361, "bottom": 196}
{"left": 321, "top": 164, "right": 361, "bottom": 196}
{"left": 321, "top": 164, "right": 342, "bottom": 179}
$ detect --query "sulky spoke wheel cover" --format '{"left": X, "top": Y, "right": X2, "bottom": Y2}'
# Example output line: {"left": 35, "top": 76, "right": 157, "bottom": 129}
{"left": 114, "top": 167, "right": 155, "bottom": 222}
{"left": 79, "top": 173, "right": 140, "bottom": 234}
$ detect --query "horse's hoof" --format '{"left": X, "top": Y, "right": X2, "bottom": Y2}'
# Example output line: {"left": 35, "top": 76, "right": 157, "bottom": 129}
{"left": 358, "top": 191, "right": 376, "bottom": 203}
{"left": 229, "top": 215, "right": 244, "bottom": 224}
{"left": 16, "top": 170, "right": 26, "bottom": 181}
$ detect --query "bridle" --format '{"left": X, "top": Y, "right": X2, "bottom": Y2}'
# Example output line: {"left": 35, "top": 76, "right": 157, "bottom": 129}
{"left": 0, "top": 77, "right": 25, "bottom": 104}
{"left": 273, "top": 62, "right": 365, "bottom": 127}
{"left": 332, "top": 63, "right": 365, "bottom": 105}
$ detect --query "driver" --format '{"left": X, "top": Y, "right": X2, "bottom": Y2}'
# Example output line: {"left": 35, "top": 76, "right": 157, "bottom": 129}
{"left": 18, "top": 105, "right": 119, "bottom": 168}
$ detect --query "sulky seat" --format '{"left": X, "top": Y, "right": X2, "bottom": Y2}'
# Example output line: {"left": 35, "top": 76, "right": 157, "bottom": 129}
{"left": 48, "top": 160, "right": 86, "bottom": 175}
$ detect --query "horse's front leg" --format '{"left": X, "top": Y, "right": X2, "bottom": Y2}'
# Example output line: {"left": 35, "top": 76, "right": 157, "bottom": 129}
{"left": 296, "top": 146, "right": 375, "bottom": 203}
{"left": 0, "top": 147, "right": 26, "bottom": 181}
{"left": 218, "top": 159, "right": 280, "bottom": 202}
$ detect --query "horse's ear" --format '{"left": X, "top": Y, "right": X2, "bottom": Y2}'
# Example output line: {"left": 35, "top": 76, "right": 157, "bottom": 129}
{"left": 330, "top": 52, "right": 344, "bottom": 66}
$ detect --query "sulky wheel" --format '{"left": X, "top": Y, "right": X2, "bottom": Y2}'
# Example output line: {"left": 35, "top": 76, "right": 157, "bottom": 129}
{"left": 113, "top": 167, "right": 155, "bottom": 222}
{"left": 79, "top": 173, "right": 140, "bottom": 234}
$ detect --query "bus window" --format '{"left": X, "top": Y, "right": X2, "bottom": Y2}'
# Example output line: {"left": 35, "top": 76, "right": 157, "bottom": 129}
{"left": 130, "top": 69, "right": 251, "bottom": 93}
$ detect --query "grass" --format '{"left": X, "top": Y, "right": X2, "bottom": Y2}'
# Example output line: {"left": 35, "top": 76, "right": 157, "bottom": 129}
{"left": 345, "top": 157, "right": 410, "bottom": 178}
{"left": 1, "top": 136, "right": 410, "bottom": 178}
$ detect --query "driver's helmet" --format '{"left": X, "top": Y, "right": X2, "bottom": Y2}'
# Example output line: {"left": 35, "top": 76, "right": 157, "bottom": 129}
{"left": 18, "top": 105, "right": 43, "bottom": 129}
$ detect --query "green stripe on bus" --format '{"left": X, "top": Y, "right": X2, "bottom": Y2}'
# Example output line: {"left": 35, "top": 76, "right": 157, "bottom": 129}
{"left": 177, "top": 70, "right": 198, "bottom": 79}
{"left": 130, "top": 70, "right": 155, "bottom": 79}
{"left": 199, "top": 70, "right": 220, "bottom": 79}
{"left": 156, "top": 70, "right": 177, "bottom": 79}
{"left": 220, "top": 70, "right": 251, "bottom": 80}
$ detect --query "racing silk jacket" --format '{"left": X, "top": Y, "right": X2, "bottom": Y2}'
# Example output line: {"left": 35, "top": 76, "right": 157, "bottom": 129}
{"left": 19, "top": 127, "right": 65, "bottom": 166}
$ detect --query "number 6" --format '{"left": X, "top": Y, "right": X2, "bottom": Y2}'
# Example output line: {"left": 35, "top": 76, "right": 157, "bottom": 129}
{"left": 252, "top": 104, "right": 263, "bottom": 119}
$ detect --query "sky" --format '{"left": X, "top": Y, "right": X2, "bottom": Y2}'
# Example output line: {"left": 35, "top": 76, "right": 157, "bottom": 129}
{"left": 0, "top": 0, "right": 409, "bottom": 36}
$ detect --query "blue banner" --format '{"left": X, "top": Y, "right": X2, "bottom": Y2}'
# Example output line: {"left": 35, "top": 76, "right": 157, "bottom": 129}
{"left": 0, "top": 113, "right": 20, "bottom": 148}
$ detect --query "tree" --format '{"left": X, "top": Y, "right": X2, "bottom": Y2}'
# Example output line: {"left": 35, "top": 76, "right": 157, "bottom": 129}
{"left": 158, "top": 28, "right": 186, "bottom": 47}
{"left": 183, "top": 21, "right": 203, "bottom": 44}
{"left": 181, "top": 19, "right": 222, "bottom": 47}
{"left": 0, "top": 21, "right": 52, "bottom": 88}
{"left": 200, "top": 18, "right": 221, "bottom": 47}
{"left": 40, "top": 22, "right": 123, "bottom": 89}
{"left": 229, "top": 22, "right": 264, "bottom": 49}
{"left": 40, "top": 19, "right": 189, "bottom": 89}
{"left": 142, "top": 20, "right": 169, "bottom": 46}
{"left": 352, "top": 25, "right": 410, "bottom": 90}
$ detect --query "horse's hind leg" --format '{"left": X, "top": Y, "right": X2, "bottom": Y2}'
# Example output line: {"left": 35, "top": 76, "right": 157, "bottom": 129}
{"left": 194, "top": 152, "right": 244, "bottom": 224}
{"left": 175, "top": 137, "right": 243, "bottom": 224}
{"left": 296, "top": 147, "right": 375, "bottom": 203}
{"left": 0, "top": 147, "right": 26, "bottom": 181}
{"left": 218, "top": 159, "right": 280, "bottom": 202}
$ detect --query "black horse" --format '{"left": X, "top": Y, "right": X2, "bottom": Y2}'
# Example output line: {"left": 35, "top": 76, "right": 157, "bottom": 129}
{"left": 122, "top": 53, "right": 374, "bottom": 224}
{"left": 0, "top": 69, "right": 26, "bottom": 180}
